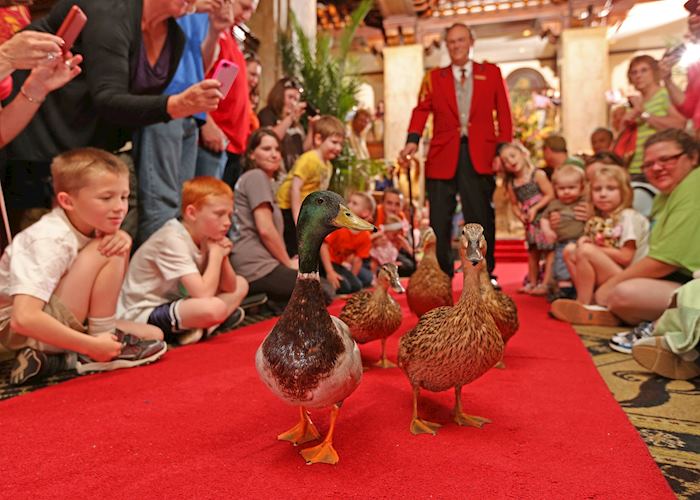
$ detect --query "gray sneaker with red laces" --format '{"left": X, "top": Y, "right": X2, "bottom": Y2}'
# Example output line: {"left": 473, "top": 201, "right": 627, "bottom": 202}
{"left": 76, "top": 331, "right": 167, "bottom": 374}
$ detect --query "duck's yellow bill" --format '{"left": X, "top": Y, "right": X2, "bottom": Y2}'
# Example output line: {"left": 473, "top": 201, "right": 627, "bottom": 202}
{"left": 333, "top": 204, "right": 376, "bottom": 232}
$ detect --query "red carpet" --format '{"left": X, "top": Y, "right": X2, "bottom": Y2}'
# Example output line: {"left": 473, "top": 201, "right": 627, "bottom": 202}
{"left": 494, "top": 238, "right": 528, "bottom": 262}
{"left": 1, "top": 263, "right": 672, "bottom": 499}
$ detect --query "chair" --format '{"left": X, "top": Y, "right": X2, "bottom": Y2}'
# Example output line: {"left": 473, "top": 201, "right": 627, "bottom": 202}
{"left": 631, "top": 181, "right": 658, "bottom": 218}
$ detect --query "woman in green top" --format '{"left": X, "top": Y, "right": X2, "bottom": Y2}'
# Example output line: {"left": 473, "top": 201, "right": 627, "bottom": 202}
{"left": 597, "top": 129, "right": 700, "bottom": 324}
{"left": 621, "top": 56, "right": 686, "bottom": 181}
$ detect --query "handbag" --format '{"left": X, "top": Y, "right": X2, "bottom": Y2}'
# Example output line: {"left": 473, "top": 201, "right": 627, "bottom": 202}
{"left": 612, "top": 123, "right": 637, "bottom": 168}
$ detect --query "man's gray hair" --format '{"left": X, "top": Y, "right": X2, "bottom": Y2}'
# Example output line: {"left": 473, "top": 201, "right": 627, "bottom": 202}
{"left": 444, "top": 23, "right": 475, "bottom": 41}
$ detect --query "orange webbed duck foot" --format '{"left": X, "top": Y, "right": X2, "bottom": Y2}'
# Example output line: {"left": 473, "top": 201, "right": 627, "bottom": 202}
{"left": 373, "top": 357, "right": 397, "bottom": 369}
{"left": 410, "top": 417, "right": 442, "bottom": 435}
{"left": 454, "top": 412, "right": 491, "bottom": 428}
{"left": 494, "top": 360, "right": 506, "bottom": 369}
{"left": 300, "top": 441, "right": 340, "bottom": 465}
{"left": 277, "top": 407, "right": 321, "bottom": 445}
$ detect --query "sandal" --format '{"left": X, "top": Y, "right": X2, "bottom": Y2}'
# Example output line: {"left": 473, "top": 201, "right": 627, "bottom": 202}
{"left": 517, "top": 284, "right": 533, "bottom": 294}
{"left": 528, "top": 284, "right": 548, "bottom": 296}
{"left": 550, "top": 299, "right": 621, "bottom": 326}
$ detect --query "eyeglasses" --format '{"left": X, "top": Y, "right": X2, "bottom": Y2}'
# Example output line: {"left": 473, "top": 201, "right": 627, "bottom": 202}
{"left": 641, "top": 152, "right": 685, "bottom": 171}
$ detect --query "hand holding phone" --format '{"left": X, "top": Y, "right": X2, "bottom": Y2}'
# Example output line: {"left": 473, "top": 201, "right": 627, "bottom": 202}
{"left": 305, "top": 101, "right": 319, "bottom": 118}
{"left": 663, "top": 44, "right": 687, "bottom": 61}
{"left": 56, "top": 5, "right": 87, "bottom": 54}
{"left": 211, "top": 59, "right": 239, "bottom": 99}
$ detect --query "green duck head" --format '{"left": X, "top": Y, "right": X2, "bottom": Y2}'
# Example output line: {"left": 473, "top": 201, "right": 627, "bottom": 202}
{"left": 297, "top": 191, "right": 376, "bottom": 274}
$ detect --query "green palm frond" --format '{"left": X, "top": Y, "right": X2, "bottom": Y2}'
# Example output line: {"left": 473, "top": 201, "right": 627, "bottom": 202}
{"left": 280, "top": 3, "right": 370, "bottom": 121}
{"left": 338, "top": 0, "right": 373, "bottom": 70}
{"left": 280, "top": 3, "right": 377, "bottom": 196}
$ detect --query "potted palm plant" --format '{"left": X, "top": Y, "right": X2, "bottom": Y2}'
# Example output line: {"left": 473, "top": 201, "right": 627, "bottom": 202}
{"left": 280, "top": 0, "right": 390, "bottom": 195}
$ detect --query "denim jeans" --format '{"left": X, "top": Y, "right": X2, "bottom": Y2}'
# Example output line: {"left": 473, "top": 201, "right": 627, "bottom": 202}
{"left": 358, "top": 259, "right": 373, "bottom": 287}
{"left": 195, "top": 146, "right": 227, "bottom": 179}
{"left": 134, "top": 118, "right": 199, "bottom": 244}
{"left": 330, "top": 263, "right": 363, "bottom": 295}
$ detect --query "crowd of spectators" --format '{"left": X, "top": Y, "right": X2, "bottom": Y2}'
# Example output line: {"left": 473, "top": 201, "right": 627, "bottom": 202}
{"left": 0, "top": 0, "right": 698, "bottom": 387}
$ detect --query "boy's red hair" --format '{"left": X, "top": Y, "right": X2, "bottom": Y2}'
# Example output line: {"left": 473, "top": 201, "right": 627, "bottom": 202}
{"left": 181, "top": 176, "right": 233, "bottom": 214}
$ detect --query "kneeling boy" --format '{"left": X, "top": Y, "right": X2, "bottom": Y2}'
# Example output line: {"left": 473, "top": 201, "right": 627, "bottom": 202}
{"left": 119, "top": 176, "right": 249, "bottom": 344}
{"left": 0, "top": 148, "right": 167, "bottom": 385}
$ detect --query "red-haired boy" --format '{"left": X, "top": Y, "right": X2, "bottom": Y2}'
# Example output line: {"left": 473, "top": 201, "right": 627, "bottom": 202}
{"left": 119, "top": 176, "right": 249, "bottom": 344}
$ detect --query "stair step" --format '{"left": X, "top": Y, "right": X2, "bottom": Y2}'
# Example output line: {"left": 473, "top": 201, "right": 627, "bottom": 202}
{"left": 494, "top": 239, "right": 528, "bottom": 262}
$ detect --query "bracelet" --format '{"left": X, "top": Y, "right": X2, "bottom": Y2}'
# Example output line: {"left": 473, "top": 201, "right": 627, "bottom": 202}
{"left": 20, "top": 86, "right": 45, "bottom": 104}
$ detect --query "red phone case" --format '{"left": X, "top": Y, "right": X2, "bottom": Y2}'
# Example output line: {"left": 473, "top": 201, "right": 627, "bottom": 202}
{"left": 56, "top": 5, "right": 87, "bottom": 53}
{"left": 212, "top": 59, "right": 239, "bottom": 99}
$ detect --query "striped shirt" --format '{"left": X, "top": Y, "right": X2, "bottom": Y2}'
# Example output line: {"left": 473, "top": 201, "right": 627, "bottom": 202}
{"left": 629, "top": 88, "right": 672, "bottom": 175}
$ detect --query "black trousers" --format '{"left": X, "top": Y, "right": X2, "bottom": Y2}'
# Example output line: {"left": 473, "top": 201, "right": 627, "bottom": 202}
{"left": 281, "top": 208, "right": 297, "bottom": 257}
{"left": 249, "top": 263, "right": 335, "bottom": 305}
{"left": 223, "top": 152, "right": 242, "bottom": 189}
{"left": 426, "top": 137, "right": 496, "bottom": 276}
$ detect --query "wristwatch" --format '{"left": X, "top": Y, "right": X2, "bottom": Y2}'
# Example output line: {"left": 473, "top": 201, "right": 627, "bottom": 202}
{"left": 639, "top": 111, "right": 651, "bottom": 123}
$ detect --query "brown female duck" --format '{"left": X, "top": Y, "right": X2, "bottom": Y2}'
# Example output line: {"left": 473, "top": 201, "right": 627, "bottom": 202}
{"left": 339, "top": 263, "right": 405, "bottom": 368}
{"left": 398, "top": 223, "right": 504, "bottom": 435}
{"left": 406, "top": 227, "right": 453, "bottom": 318}
{"left": 255, "top": 191, "right": 375, "bottom": 464}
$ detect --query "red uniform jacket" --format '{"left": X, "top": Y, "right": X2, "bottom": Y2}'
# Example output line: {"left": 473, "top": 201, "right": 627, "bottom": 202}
{"left": 407, "top": 62, "right": 513, "bottom": 179}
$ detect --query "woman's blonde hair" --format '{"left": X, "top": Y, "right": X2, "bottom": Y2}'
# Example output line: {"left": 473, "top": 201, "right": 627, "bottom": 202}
{"left": 589, "top": 165, "right": 633, "bottom": 216}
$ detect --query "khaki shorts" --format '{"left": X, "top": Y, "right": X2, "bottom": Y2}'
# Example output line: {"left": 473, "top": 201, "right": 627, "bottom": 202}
{"left": 0, "top": 295, "right": 85, "bottom": 353}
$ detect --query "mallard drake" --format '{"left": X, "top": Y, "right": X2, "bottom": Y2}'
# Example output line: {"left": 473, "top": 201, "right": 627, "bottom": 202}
{"left": 339, "top": 263, "right": 405, "bottom": 368}
{"left": 255, "top": 191, "right": 375, "bottom": 465}
{"left": 406, "top": 227, "right": 453, "bottom": 318}
{"left": 398, "top": 223, "right": 504, "bottom": 435}
{"left": 477, "top": 237, "right": 518, "bottom": 368}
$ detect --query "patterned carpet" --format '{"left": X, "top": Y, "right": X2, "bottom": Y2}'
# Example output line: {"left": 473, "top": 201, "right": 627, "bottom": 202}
{"left": 575, "top": 325, "right": 700, "bottom": 500}
{"left": 0, "top": 303, "right": 277, "bottom": 401}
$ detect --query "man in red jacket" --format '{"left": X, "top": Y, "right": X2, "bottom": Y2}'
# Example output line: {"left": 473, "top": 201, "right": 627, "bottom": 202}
{"left": 399, "top": 23, "right": 512, "bottom": 279}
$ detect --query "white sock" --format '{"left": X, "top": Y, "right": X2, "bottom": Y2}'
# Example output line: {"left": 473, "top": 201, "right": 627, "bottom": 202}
{"left": 87, "top": 315, "right": 116, "bottom": 335}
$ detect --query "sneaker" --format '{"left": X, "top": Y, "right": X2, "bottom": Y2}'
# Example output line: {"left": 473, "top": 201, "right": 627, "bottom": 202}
{"left": 10, "top": 348, "right": 67, "bottom": 386}
{"left": 632, "top": 336, "right": 700, "bottom": 380}
{"left": 76, "top": 332, "right": 167, "bottom": 374}
{"left": 608, "top": 321, "right": 654, "bottom": 354}
{"left": 207, "top": 307, "right": 245, "bottom": 338}
{"left": 550, "top": 299, "right": 621, "bottom": 326}
{"left": 548, "top": 286, "right": 577, "bottom": 303}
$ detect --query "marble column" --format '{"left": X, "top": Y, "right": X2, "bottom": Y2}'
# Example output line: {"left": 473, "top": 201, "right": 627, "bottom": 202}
{"left": 560, "top": 26, "right": 609, "bottom": 154}
{"left": 383, "top": 44, "right": 425, "bottom": 203}
{"left": 289, "top": 0, "right": 316, "bottom": 42}
{"left": 248, "top": 0, "right": 282, "bottom": 105}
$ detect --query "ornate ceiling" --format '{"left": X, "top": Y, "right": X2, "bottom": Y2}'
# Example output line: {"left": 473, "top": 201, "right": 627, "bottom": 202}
{"left": 317, "top": 0, "right": 643, "bottom": 47}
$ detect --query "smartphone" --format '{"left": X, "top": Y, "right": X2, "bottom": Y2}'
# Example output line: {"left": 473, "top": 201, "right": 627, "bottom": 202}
{"left": 663, "top": 43, "right": 687, "bottom": 60}
{"left": 56, "top": 5, "right": 87, "bottom": 54}
{"left": 305, "top": 101, "right": 319, "bottom": 117}
{"left": 212, "top": 59, "right": 239, "bottom": 99}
